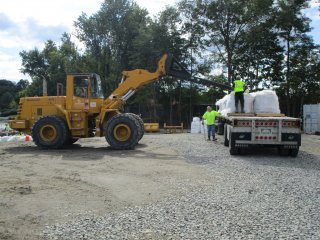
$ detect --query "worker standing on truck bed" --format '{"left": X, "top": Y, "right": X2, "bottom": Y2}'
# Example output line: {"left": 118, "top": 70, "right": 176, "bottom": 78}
{"left": 202, "top": 106, "right": 220, "bottom": 141}
{"left": 234, "top": 77, "right": 245, "bottom": 113}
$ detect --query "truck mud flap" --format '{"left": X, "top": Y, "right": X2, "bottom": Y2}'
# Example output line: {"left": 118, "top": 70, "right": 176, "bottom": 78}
{"left": 281, "top": 133, "right": 301, "bottom": 146}
{"left": 231, "top": 132, "right": 251, "bottom": 148}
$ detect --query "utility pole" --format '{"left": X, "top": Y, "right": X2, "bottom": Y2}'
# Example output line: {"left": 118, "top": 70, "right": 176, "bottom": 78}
{"left": 189, "top": 17, "right": 193, "bottom": 128}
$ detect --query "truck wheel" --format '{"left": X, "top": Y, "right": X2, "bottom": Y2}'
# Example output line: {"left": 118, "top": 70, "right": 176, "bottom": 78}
{"left": 230, "top": 147, "right": 239, "bottom": 155}
{"left": 278, "top": 147, "right": 289, "bottom": 156}
{"left": 125, "top": 113, "right": 144, "bottom": 141}
{"left": 105, "top": 114, "right": 140, "bottom": 150}
{"left": 217, "top": 123, "right": 224, "bottom": 135}
{"left": 32, "top": 116, "right": 68, "bottom": 149}
{"left": 229, "top": 130, "right": 239, "bottom": 155}
{"left": 289, "top": 148, "right": 299, "bottom": 157}
{"left": 224, "top": 124, "right": 229, "bottom": 147}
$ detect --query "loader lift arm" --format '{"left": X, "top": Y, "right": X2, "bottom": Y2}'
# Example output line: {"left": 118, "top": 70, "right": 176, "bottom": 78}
{"left": 106, "top": 53, "right": 231, "bottom": 108}
{"left": 164, "top": 54, "right": 232, "bottom": 91}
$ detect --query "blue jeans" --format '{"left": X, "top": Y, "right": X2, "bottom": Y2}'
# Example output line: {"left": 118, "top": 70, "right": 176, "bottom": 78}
{"left": 207, "top": 125, "right": 215, "bottom": 139}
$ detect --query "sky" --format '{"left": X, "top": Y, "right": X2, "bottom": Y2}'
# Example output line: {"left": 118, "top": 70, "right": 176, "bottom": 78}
{"left": 0, "top": 0, "right": 319, "bottom": 82}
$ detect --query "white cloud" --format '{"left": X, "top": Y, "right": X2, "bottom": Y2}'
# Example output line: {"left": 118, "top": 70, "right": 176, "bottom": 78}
{"left": 0, "top": 51, "right": 26, "bottom": 80}
{"left": 309, "top": 0, "right": 320, "bottom": 8}
{"left": 135, "top": 0, "right": 174, "bottom": 15}
{"left": 0, "top": 0, "right": 178, "bottom": 81}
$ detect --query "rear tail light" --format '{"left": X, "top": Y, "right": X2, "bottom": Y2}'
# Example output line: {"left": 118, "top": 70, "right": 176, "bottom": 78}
{"left": 234, "top": 120, "right": 252, "bottom": 127}
{"left": 282, "top": 120, "right": 300, "bottom": 128}
{"left": 256, "top": 121, "right": 277, "bottom": 127}
{"left": 255, "top": 135, "right": 277, "bottom": 140}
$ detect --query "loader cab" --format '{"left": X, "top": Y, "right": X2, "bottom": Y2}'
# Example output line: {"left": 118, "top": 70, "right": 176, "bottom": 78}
{"left": 72, "top": 74, "right": 103, "bottom": 99}
{"left": 66, "top": 73, "right": 104, "bottom": 112}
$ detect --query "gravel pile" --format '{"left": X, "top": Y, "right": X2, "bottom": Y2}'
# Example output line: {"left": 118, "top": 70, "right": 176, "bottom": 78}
{"left": 44, "top": 134, "right": 320, "bottom": 239}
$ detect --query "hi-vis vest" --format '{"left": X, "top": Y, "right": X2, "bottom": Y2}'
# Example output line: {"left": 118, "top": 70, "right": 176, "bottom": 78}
{"left": 234, "top": 80, "right": 244, "bottom": 93}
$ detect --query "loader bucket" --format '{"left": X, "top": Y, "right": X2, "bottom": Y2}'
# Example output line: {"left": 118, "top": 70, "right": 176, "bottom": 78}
{"left": 165, "top": 54, "right": 191, "bottom": 80}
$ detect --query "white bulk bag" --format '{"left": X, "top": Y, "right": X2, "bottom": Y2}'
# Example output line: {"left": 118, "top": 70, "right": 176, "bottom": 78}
{"left": 253, "top": 90, "right": 280, "bottom": 114}
{"left": 243, "top": 93, "right": 254, "bottom": 113}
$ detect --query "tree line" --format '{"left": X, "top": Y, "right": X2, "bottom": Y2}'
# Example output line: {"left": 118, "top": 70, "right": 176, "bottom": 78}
{"left": 3, "top": 0, "right": 320, "bottom": 124}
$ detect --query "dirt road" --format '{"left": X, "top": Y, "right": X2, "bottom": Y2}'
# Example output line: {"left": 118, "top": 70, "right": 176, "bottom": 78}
{"left": 0, "top": 133, "right": 319, "bottom": 239}
{"left": 0, "top": 137, "right": 210, "bottom": 239}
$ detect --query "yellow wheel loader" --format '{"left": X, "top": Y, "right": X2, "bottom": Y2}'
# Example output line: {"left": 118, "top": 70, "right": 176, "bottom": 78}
{"left": 10, "top": 53, "right": 231, "bottom": 149}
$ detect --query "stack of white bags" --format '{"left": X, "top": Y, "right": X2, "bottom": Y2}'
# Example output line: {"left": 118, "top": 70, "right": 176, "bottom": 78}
{"left": 216, "top": 90, "right": 280, "bottom": 116}
{"left": 190, "top": 117, "right": 201, "bottom": 133}
{"left": 191, "top": 117, "right": 208, "bottom": 134}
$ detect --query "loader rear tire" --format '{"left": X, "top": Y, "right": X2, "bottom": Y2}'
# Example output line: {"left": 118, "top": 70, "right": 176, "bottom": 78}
{"left": 126, "top": 113, "right": 144, "bottom": 141}
{"left": 105, "top": 114, "right": 140, "bottom": 150}
{"left": 32, "top": 116, "right": 68, "bottom": 149}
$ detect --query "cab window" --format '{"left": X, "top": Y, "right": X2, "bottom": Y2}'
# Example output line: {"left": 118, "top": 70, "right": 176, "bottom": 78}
{"left": 90, "top": 75, "right": 104, "bottom": 98}
{"left": 74, "top": 77, "right": 88, "bottom": 98}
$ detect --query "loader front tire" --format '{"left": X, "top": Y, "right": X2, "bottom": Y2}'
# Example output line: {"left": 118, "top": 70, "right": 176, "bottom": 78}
{"left": 32, "top": 116, "right": 68, "bottom": 149}
{"left": 105, "top": 114, "right": 140, "bottom": 150}
{"left": 125, "top": 113, "right": 144, "bottom": 141}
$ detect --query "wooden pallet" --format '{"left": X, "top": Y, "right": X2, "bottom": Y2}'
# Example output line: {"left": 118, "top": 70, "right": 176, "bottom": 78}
{"left": 227, "top": 113, "right": 255, "bottom": 117}
{"left": 225, "top": 113, "right": 286, "bottom": 117}
{"left": 255, "top": 113, "right": 285, "bottom": 117}
{"left": 164, "top": 123, "right": 184, "bottom": 133}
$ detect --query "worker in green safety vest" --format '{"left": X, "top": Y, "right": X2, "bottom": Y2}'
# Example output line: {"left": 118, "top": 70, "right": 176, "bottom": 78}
{"left": 202, "top": 106, "right": 220, "bottom": 141}
{"left": 233, "top": 77, "right": 245, "bottom": 113}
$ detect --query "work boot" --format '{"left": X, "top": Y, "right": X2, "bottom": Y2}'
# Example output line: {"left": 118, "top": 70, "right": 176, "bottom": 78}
{"left": 235, "top": 107, "right": 239, "bottom": 113}
{"left": 212, "top": 137, "right": 217, "bottom": 141}
{"left": 207, "top": 137, "right": 211, "bottom": 141}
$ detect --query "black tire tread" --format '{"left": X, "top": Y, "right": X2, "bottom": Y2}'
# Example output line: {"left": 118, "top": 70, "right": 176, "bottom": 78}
{"left": 125, "top": 113, "right": 144, "bottom": 141}
{"left": 32, "top": 116, "right": 68, "bottom": 149}
{"left": 289, "top": 148, "right": 299, "bottom": 157}
{"left": 105, "top": 114, "right": 140, "bottom": 150}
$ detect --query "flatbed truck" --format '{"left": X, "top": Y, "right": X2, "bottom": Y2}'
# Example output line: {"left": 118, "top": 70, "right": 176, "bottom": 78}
{"left": 218, "top": 113, "right": 301, "bottom": 157}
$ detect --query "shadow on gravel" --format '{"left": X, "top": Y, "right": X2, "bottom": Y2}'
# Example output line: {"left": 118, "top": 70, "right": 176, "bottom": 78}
{"left": 237, "top": 148, "right": 320, "bottom": 171}
{"left": 4, "top": 144, "right": 177, "bottom": 162}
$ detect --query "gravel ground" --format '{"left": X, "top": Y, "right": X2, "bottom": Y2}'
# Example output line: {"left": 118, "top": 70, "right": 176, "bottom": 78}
{"left": 43, "top": 133, "right": 320, "bottom": 240}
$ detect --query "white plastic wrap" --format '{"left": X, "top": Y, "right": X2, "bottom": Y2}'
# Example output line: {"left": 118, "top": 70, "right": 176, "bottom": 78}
{"left": 216, "top": 92, "right": 235, "bottom": 116}
{"left": 1, "top": 136, "right": 9, "bottom": 142}
{"left": 216, "top": 90, "right": 280, "bottom": 115}
{"left": 190, "top": 121, "right": 201, "bottom": 133}
{"left": 243, "top": 93, "right": 254, "bottom": 113}
{"left": 193, "top": 117, "right": 200, "bottom": 122}
{"left": 200, "top": 120, "right": 208, "bottom": 134}
{"left": 253, "top": 90, "right": 280, "bottom": 114}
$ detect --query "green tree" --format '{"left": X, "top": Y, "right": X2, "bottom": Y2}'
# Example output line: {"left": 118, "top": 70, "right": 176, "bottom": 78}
{"left": 233, "top": 17, "right": 284, "bottom": 90}
{"left": 20, "top": 35, "right": 81, "bottom": 96}
{"left": 274, "top": 0, "right": 311, "bottom": 116}
{"left": 75, "top": 0, "right": 149, "bottom": 95}
{"left": 200, "top": 0, "right": 274, "bottom": 85}
{"left": 0, "top": 92, "right": 14, "bottom": 110}
{"left": 277, "top": 36, "right": 320, "bottom": 117}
